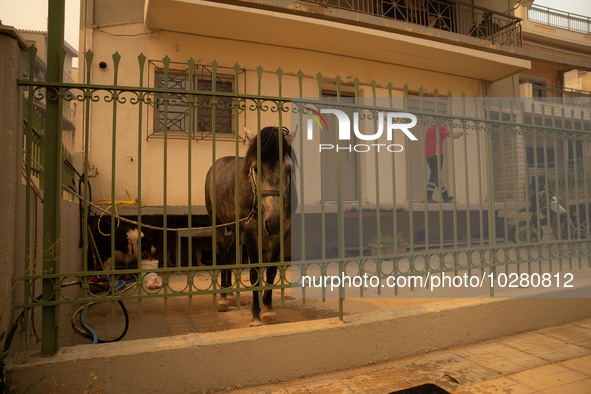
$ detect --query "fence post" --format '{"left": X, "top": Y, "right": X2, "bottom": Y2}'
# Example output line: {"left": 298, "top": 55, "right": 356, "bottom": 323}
{"left": 0, "top": 26, "right": 26, "bottom": 337}
{"left": 41, "top": 0, "right": 65, "bottom": 355}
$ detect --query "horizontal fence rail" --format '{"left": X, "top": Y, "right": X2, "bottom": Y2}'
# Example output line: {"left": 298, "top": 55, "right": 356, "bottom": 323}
{"left": 14, "top": 47, "right": 591, "bottom": 353}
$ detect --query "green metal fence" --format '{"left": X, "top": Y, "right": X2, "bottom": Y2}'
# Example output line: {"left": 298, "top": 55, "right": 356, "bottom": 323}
{"left": 14, "top": 42, "right": 591, "bottom": 353}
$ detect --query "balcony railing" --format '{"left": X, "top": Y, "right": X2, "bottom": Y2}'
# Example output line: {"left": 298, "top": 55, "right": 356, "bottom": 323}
{"left": 300, "top": 0, "right": 522, "bottom": 46}
{"left": 533, "top": 84, "right": 591, "bottom": 107}
{"left": 528, "top": 5, "right": 591, "bottom": 34}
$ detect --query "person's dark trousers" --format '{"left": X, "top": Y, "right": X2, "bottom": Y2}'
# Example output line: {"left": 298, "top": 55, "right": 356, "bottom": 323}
{"left": 426, "top": 155, "right": 450, "bottom": 201}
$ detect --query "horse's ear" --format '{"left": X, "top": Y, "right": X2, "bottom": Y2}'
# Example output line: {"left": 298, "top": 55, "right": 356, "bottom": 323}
{"left": 244, "top": 127, "right": 256, "bottom": 143}
{"left": 291, "top": 125, "right": 298, "bottom": 141}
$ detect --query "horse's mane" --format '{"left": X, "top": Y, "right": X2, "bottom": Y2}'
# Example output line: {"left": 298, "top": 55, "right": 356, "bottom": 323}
{"left": 243, "top": 126, "right": 296, "bottom": 176}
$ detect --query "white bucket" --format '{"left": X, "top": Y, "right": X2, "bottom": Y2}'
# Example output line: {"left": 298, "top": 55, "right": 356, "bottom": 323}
{"left": 141, "top": 259, "right": 159, "bottom": 283}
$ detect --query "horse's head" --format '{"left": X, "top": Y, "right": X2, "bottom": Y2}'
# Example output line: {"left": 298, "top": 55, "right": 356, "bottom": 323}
{"left": 244, "top": 126, "right": 297, "bottom": 237}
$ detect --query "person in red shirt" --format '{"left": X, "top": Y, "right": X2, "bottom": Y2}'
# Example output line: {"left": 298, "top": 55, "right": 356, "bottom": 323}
{"left": 425, "top": 124, "right": 462, "bottom": 203}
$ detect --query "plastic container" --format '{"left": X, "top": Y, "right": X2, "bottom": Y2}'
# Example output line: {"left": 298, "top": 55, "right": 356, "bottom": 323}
{"left": 141, "top": 259, "right": 159, "bottom": 283}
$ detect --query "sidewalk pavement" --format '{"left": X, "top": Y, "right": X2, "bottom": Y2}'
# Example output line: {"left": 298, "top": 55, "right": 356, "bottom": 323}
{"left": 233, "top": 317, "right": 591, "bottom": 393}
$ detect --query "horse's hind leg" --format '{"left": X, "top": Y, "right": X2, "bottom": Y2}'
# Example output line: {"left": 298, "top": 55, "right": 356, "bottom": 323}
{"left": 261, "top": 265, "right": 277, "bottom": 324}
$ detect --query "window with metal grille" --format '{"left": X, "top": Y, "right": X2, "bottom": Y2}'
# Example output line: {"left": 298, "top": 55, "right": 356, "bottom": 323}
{"left": 148, "top": 60, "right": 245, "bottom": 140}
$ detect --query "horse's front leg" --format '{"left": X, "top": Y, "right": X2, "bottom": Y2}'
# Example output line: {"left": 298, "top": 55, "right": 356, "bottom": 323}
{"left": 249, "top": 265, "right": 263, "bottom": 326}
{"left": 218, "top": 268, "right": 233, "bottom": 312}
{"left": 216, "top": 230, "right": 231, "bottom": 312}
{"left": 261, "top": 265, "right": 277, "bottom": 324}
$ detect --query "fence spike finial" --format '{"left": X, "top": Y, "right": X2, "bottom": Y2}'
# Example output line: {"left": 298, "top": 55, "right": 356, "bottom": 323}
{"left": 138, "top": 53, "right": 146, "bottom": 83}
{"left": 138, "top": 53, "right": 146, "bottom": 67}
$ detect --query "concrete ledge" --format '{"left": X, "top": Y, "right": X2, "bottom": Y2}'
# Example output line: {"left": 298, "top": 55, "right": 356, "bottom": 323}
{"left": 7, "top": 297, "right": 591, "bottom": 392}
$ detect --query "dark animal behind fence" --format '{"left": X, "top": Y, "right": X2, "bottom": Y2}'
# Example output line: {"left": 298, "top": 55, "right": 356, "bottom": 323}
{"left": 90, "top": 221, "right": 156, "bottom": 272}
{"left": 205, "top": 126, "right": 297, "bottom": 326}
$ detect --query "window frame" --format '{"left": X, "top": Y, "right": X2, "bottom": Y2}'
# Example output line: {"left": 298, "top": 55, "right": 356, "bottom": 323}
{"left": 147, "top": 60, "right": 246, "bottom": 141}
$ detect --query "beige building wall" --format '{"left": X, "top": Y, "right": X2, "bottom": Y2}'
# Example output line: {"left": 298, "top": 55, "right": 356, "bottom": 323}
{"left": 82, "top": 16, "right": 491, "bottom": 207}
{"left": 82, "top": 0, "right": 552, "bottom": 208}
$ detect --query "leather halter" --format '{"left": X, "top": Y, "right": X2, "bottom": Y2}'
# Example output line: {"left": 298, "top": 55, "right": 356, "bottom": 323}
{"left": 249, "top": 166, "right": 281, "bottom": 199}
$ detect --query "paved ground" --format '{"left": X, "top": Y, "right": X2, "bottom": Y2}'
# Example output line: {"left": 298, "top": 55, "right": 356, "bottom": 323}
{"left": 232, "top": 317, "right": 591, "bottom": 393}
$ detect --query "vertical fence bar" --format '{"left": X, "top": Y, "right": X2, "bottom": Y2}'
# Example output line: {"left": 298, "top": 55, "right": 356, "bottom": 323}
{"left": 162, "top": 56, "right": 170, "bottom": 273}
{"left": 162, "top": 56, "right": 171, "bottom": 316}
{"left": 434, "top": 90, "right": 444, "bottom": 252}
{"left": 541, "top": 108, "right": 551, "bottom": 273}
{"left": 531, "top": 104, "right": 541, "bottom": 273}
{"left": 297, "top": 70, "right": 307, "bottom": 302}
{"left": 388, "top": 83, "right": 399, "bottom": 295}
{"left": 277, "top": 67, "right": 285, "bottom": 305}
{"left": 484, "top": 98, "right": 496, "bottom": 296}
{"left": 211, "top": 60, "right": 220, "bottom": 311}
{"left": 473, "top": 96, "right": 484, "bottom": 251}
{"left": 520, "top": 102, "right": 532, "bottom": 264}
{"left": 337, "top": 77, "right": 346, "bottom": 313}
{"left": 110, "top": 52, "right": 121, "bottom": 281}
{"left": 560, "top": 108, "right": 573, "bottom": 268}
{"left": 448, "top": 92, "right": 458, "bottom": 254}
{"left": 23, "top": 46, "right": 37, "bottom": 325}
{"left": 187, "top": 58, "right": 194, "bottom": 270}
{"left": 570, "top": 109, "right": 582, "bottom": 268}
{"left": 404, "top": 85, "right": 414, "bottom": 253}
{"left": 461, "top": 94, "right": 471, "bottom": 252}
{"left": 355, "top": 78, "right": 363, "bottom": 286}
{"left": 499, "top": 101, "right": 509, "bottom": 250}
{"left": 234, "top": 62, "right": 242, "bottom": 310}
{"left": 316, "top": 73, "right": 326, "bottom": 302}
{"left": 550, "top": 108, "right": 561, "bottom": 269}
{"left": 82, "top": 50, "right": 93, "bottom": 307}
{"left": 420, "top": 88, "right": 429, "bottom": 253}
{"left": 255, "top": 65, "right": 263, "bottom": 310}
{"left": 370, "top": 81, "right": 381, "bottom": 295}
{"left": 137, "top": 54, "right": 145, "bottom": 316}
{"left": 511, "top": 102, "right": 521, "bottom": 274}
{"left": 41, "top": 0, "right": 65, "bottom": 354}
{"left": 186, "top": 58, "right": 194, "bottom": 314}
{"left": 110, "top": 53, "right": 121, "bottom": 315}
{"left": 581, "top": 111, "right": 590, "bottom": 244}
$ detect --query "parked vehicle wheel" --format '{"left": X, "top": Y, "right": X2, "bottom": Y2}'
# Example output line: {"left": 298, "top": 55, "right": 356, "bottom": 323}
{"left": 574, "top": 220, "right": 588, "bottom": 239}
{"left": 512, "top": 221, "right": 542, "bottom": 243}
{"left": 551, "top": 216, "right": 569, "bottom": 240}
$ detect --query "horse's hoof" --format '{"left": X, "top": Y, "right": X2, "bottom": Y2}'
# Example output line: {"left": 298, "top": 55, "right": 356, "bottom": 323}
{"left": 261, "top": 311, "right": 277, "bottom": 325}
{"left": 249, "top": 319, "right": 263, "bottom": 327}
{"left": 227, "top": 294, "right": 237, "bottom": 307}
{"left": 217, "top": 300, "right": 229, "bottom": 312}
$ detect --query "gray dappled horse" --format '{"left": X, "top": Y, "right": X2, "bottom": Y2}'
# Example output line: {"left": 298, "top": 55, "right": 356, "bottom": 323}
{"left": 205, "top": 126, "right": 296, "bottom": 326}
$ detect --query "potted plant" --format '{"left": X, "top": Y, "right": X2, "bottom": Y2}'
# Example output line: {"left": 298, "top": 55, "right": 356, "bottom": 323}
{"left": 369, "top": 233, "right": 409, "bottom": 255}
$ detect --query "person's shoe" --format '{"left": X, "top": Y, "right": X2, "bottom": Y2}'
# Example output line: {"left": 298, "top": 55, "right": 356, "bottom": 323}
{"left": 426, "top": 197, "right": 436, "bottom": 203}
{"left": 443, "top": 196, "right": 454, "bottom": 203}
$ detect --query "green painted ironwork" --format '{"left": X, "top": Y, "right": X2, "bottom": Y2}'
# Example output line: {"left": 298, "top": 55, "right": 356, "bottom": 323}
{"left": 14, "top": 44, "right": 591, "bottom": 354}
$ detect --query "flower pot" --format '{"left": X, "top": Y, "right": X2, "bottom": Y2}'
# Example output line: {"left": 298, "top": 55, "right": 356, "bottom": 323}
{"left": 369, "top": 243, "right": 408, "bottom": 255}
